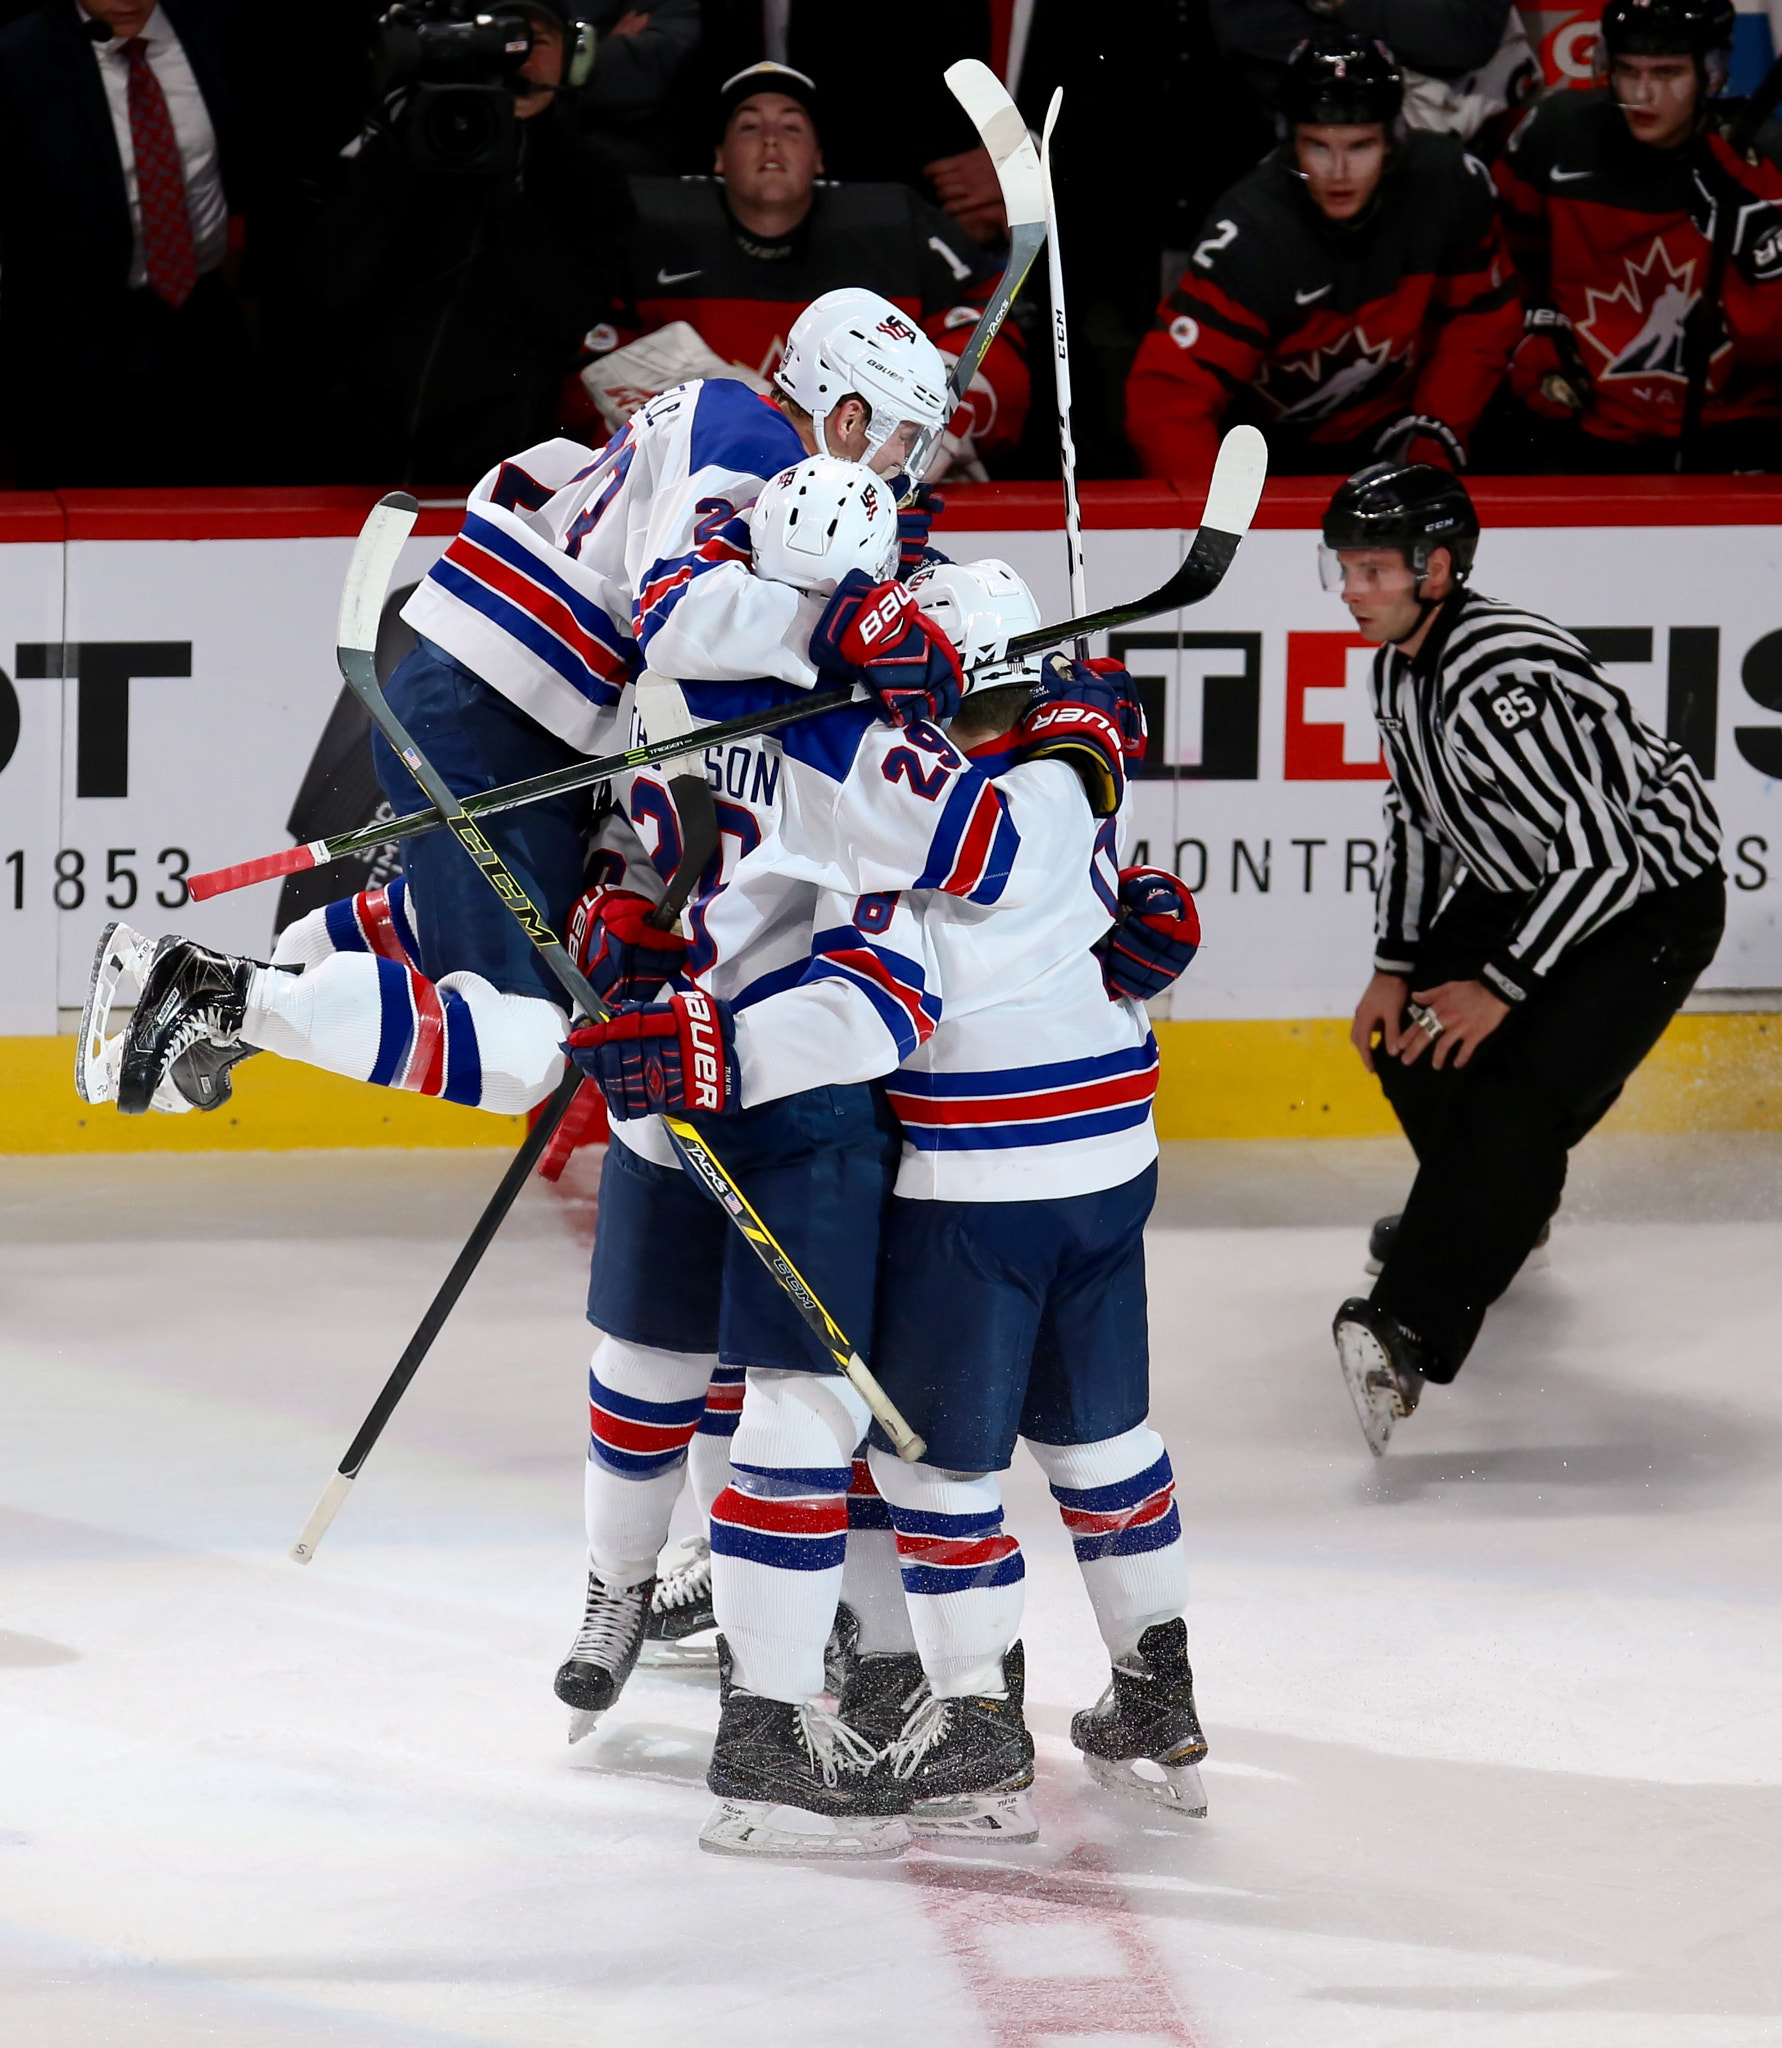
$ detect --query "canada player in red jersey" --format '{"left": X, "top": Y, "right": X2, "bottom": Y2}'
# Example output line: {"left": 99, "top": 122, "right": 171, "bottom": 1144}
{"left": 581, "top": 61, "right": 1028, "bottom": 474}
{"left": 1492, "top": 0, "right": 1782, "bottom": 469}
{"left": 1126, "top": 31, "right": 1520, "bottom": 480}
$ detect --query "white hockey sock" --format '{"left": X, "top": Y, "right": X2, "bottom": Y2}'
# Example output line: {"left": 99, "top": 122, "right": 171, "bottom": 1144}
{"left": 710, "top": 1370, "right": 872, "bottom": 1705}
{"left": 867, "top": 1447, "right": 1023, "bottom": 1699}
{"left": 243, "top": 956, "right": 565, "bottom": 1112}
{"left": 840, "top": 1455, "right": 917, "bottom": 1656}
{"left": 1023, "top": 1425, "right": 1187, "bottom": 1662}
{"left": 583, "top": 1334, "right": 717, "bottom": 1589}
{"left": 270, "top": 879, "right": 423, "bottom": 971}
{"left": 688, "top": 1364, "right": 744, "bottom": 1518}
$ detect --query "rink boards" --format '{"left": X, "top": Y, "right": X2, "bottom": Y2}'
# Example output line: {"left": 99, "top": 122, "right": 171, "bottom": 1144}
{"left": 0, "top": 477, "right": 1778, "bottom": 1144}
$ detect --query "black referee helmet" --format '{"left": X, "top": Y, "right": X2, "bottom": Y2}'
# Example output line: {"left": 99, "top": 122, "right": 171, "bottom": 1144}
{"left": 1322, "top": 462, "right": 1480, "bottom": 581}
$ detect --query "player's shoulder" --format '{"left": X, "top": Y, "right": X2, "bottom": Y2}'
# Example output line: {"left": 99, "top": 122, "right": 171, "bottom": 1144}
{"left": 1168, "top": 153, "right": 1306, "bottom": 307}
{"left": 627, "top": 173, "right": 726, "bottom": 234}
{"left": 683, "top": 376, "right": 807, "bottom": 481}
{"left": 1441, "top": 593, "right": 1595, "bottom": 714}
{"left": 810, "top": 180, "right": 931, "bottom": 234}
{"left": 1398, "top": 129, "right": 1479, "bottom": 185}
{"left": 1504, "top": 89, "right": 1615, "bottom": 178}
{"left": 777, "top": 699, "right": 881, "bottom": 784}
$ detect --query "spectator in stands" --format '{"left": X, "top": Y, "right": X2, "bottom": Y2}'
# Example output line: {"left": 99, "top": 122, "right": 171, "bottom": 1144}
{"left": 584, "top": 61, "right": 1028, "bottom": 474}
{"left": 1127, "top": 31, "right": 1520, "bottom": 479}
{"left": 678, "top": 4, "right": 1001, "bottom": 234}
{"left": 1491, "top": 0, "right": 1782, "bottom": 471}
{"left": 299, "top": 0, "right": 629, "bottom": 486}
{"left": 0, "top": 0, "right": 252, "bottom": 487}
{"left": 573, "top": 0, "right": 699, "bottom": 173}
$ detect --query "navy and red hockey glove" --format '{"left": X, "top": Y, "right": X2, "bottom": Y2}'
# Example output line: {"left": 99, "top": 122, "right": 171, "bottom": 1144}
{"left": 897, "top": 488, "right": 947, "bottom": 577}
{"left": 811, "top": 569, "right": 965, "bottom": 727}
{"left": 564, "top": 989, "right": 741, "bottom": 1120}
{"left": 1010, "top": 655, "right": 1141, "bottom": 818}
{"left": 1097, "top": 866, "right": 1201, "bottom": 1002}
{"left": 568, "top": 886, "right": 690, "bottom": 1006}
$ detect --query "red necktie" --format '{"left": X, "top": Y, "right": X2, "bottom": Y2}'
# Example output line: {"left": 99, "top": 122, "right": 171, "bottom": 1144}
{"left": 121, "top": 37, "right": 198, "bottom": 308}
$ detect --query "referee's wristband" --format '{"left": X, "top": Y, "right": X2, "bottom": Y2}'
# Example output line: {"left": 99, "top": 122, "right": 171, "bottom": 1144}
{"left": 1481, "top": 958, "right": 1530, "bottom": 1004}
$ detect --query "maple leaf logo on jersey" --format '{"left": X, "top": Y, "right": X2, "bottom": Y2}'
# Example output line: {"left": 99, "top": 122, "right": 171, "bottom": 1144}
{"left": 1576, "top": 237, "right": 1716, "bottom": 384}
{"left": 1256, "top": 327, "right": 1407, "bottom": 423}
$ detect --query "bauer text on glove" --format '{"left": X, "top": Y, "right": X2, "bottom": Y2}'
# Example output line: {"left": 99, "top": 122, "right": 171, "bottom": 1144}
{"left": 564, "top": 990, "right": 741, "bottom": 1119}
{"left": 810, "top": 568, "right": 965, "bottom": 727}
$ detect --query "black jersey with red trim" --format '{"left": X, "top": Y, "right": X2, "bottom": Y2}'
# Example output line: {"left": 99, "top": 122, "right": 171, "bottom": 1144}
{"left": 615, "top": 175, "right": 1029, "bottom": 460}
{"left": 1494, "top": 91, "right": 1782, "bottom": 444}
{"left": 1127, "top": 133, "right": 1521, "bottom": 477}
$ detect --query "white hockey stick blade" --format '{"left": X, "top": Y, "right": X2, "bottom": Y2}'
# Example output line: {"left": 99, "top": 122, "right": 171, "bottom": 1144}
{"left": 699, "top": 1800, "right": 911, "bottom": 1860}
{"left": 337, "top": 492, "right": 419, "bottom": 655}
{"left": 1197, "top": 422, "right": 1269, "bottom": 544}
{"left": 290, "top": 1470, "right": 355, "bottom": 1563}
{"left": 944, "top": 60, "right": 1044, "bottom": 227}
{"left": 1081, "top": 1751, "right": 1209, "bottom": 1821}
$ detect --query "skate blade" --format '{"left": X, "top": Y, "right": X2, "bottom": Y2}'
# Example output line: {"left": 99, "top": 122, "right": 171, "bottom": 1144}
{"left": 1081, "top": 1751, "right": 1209, "bottom": 1821}
{"left": 698, "top": 1799, "right": 910, "bottom": 1861}
{"left": 638, "top": 1634, "right": 719, "bottom": 1671}
{"left": 909, "top": 1786, "right": 1038, "bottom": 1844}
{"left": 1334, "top": 1322, "right": 1397, "bottom": 1457}
{"left": 566, "top": 1708, "right": 604, "bottom": 1745}
{"left": 76, "top": 922, "right": 165, "bottom": 1108}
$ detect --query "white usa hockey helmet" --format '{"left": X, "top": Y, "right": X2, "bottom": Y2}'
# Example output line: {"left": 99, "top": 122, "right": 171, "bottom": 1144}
{"left": 749, "top": 456, "right": 900, "bottom": 595}
{"left": 775, "top": 288, "right": 952, "bottom": 461}
{"left": 904, "top": 557, "right": 1043, "bottom": 685}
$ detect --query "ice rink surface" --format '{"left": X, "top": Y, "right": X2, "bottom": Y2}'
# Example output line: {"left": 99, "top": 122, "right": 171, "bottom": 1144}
{"left": 3, "top": 1133, "right": 1781, "bottom": 2048}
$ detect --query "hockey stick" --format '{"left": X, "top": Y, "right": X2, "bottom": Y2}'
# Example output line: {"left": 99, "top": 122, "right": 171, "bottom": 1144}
{"left": 1677, "top": 51, "right": 1782, "bottom": 471}
{"left": 291, "top": 1062, "right": 584, "bottom": 1561}
{"left": 188, "top": 684, "right": 858, "bottom": 902}
{"left": 292, "top": 498, "right": 926, "bottom": 1562}
{"left": 209, "top": 430, "right": 1268, "bottom": 914}
{"left": 903, "top": 60, "right": 1048, "bottom": 488}
{"left": 1040, "top": 88, "right": 1089, "bottom": 657}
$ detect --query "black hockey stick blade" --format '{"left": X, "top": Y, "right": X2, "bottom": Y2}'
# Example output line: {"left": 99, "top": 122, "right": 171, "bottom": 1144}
{"left": 291, "top": 1067, "right": 585, "bottom": 1562}
{"left": 1001, "top": 424, "right": 1268, "bottom": 662}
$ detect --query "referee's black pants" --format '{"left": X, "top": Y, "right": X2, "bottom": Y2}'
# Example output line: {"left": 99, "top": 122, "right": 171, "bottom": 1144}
{"left": 1371, "top": 867, "right": 1726, "bottom": 1379}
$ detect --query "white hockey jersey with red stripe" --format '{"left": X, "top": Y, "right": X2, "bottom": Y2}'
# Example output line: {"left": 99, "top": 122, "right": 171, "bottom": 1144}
{"left": 401, "top": 380, "right": 827, "bottom": 753}
{"left": 608, "top": 681, "right": 1039, "bottom": 1165}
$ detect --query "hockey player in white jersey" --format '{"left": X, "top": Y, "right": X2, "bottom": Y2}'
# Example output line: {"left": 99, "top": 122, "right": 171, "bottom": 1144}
{"left": 80, "top": 289, "right": 959, "bottom": 1125}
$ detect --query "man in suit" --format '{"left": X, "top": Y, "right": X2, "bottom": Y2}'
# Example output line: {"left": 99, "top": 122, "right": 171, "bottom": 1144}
{"left": 0, "top": 0, "right": 250, "bottom": 485}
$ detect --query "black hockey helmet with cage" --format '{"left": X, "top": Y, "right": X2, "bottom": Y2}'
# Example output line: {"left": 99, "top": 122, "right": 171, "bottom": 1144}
{"left": 1601, "top": 0, "right": 1735, "bottom": 59}
{"left": 1279, "top": 30, "right": 1404, "bottom": 128}
{"left": 1321, "top": 463, "right": 1480, "bottom": 581}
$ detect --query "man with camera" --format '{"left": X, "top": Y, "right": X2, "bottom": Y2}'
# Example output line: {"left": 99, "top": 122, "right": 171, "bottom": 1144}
{"left": 298, "top": 0, "right": 629, "bottom": 486}
{"left": 1321, "top": 462, "right": 1723, "bottom": 1454}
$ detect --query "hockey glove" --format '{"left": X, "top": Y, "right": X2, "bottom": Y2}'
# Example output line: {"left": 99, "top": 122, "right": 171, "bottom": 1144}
{"left": 1010, "top": 655, "right": 1138, "bottom": 818}
{"left": 564, "top": 990, "right": 741, "bottom": 1120}
{"left": 897, "top": 489, "right": 947, "bottom": 577}
{"left": 810, "top": 569, "right": 965, "bottom": 727}
{"left": 569, "top": 886, "right": 690, "bottom": 1006}
{"left": 1097, "top": 866, "right": 1201, "bottom": 1002}
{"left": 1511, "top": 310, "right": 1590, "bottom": 419}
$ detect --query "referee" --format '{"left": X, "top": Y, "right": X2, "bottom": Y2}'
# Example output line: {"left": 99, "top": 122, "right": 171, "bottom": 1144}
{"left": 1321, "top": 464, "right": 1724, "bottom": 1454}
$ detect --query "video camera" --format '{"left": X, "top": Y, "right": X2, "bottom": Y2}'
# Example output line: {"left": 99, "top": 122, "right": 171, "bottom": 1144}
{"left": 373, "top": 1, "right": 595, "bottom": 174}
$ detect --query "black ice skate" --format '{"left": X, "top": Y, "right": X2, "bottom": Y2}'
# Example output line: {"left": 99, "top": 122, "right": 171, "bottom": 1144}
{"left": 555, "top": 1570, "right": 654, "bottom": 1742}
{"left": 1367, "top": 1210, "right": 1550, "bottom": 1276}
{"left": 884, "top": 1642, "right": 1038, "bottom": 1843}
{"left": 837, "top": 1648, "right": 928, "bottom": 1750}
{"left": 701, "top": 1636, "right": 912, "bottom": 1860}
{"left": 1333, "top": 1296, "right": 1427, "bottom": 1456}
{"left": 114, "top": 933, "right": 257, "bottom": 1116}
{"left": 639, "top": 1533, "right": 717, "bottom": 1670}
{"left": 822, "top": 1599, "right": 861, "bottom": 1698}
{"left": 1071, "top": 1617, "right": 1208, "bottom": 1822}
{"left": 78, "top": 923, "right": 259, "bottom": 1115}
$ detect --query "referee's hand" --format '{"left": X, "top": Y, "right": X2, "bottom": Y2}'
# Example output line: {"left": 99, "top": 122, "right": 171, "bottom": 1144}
{"left": 1351, "top": 972, "right": 1410, "bottom": 1073}
{"left": 1401, "top": 980, "right": 1512, "bottom": 1070}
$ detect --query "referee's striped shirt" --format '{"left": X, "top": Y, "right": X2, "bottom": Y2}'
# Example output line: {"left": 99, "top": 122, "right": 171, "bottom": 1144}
{"left": 1372, "top": 591, "right": 1721, "bottom": 1002}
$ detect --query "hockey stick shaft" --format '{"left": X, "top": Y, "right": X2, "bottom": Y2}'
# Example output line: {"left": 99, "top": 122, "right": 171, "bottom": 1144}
{"left": 1678, "top": 51, "right": 1782, "bottom": 470}
{"left": 188, "top": 685, "right": 857, "bottom": 901}
{"left": 327, "top": 496, "right": 925, "bottom": 1474}
{"left": 291, "top": 1064, "right": 585, "bottom": 1562}
{"left": 1040, "top": 90, "right": 1089, "bottom": 655}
